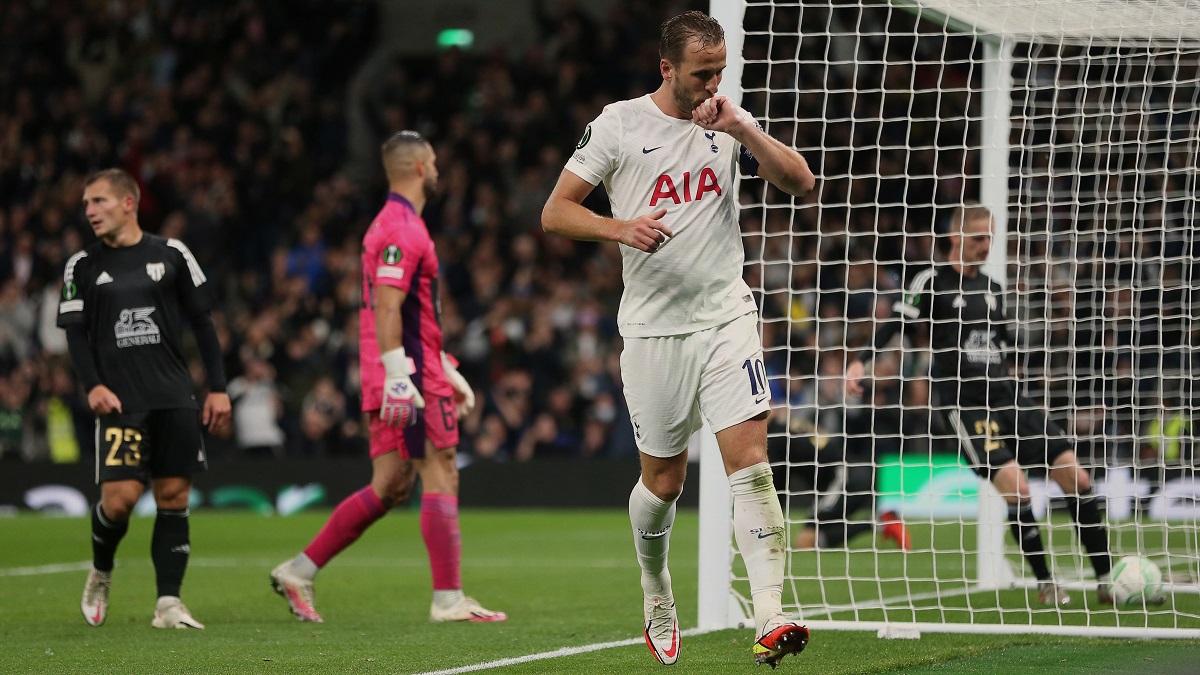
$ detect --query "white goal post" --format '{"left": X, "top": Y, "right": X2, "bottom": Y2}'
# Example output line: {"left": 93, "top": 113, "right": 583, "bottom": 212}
{"left": 699, "top": 0, "right": 1200, "bottom": 638}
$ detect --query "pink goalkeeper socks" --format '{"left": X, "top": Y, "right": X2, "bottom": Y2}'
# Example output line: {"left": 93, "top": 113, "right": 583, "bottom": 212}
{"left": 421, "top": 493, "right": 462, "bottom": 591}
{"left": 303, "top": 486, "right": 387, "bottom": 568}
{"left": 300, "top": 487, "right": 462, "bottom": 591}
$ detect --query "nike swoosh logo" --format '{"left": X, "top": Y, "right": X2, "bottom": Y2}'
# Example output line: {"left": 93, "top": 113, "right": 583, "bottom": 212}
{"left": 755, "top": 395, "right": 769, "bottom": 404}
{"left": 645, "top": 621, "right": 680, "bottom": 661}
{"left": 663, "top": 627, "right": 679, "bottom": 658}
{"left": 642, "top": 146, "right": 663, "bottom": 154}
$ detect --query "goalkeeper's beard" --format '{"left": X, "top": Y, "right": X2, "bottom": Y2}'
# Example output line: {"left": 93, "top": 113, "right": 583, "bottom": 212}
{"left": 423, "top": 175, "right": 440, "bottom": 202}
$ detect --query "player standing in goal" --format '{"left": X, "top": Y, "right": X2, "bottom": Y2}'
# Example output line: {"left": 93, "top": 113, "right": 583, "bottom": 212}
{"left": 542, "top": 11, "right": 815, "bottom": 667}
{"left": 845, "top": 203, "right": 1114, "bottom": 606}
{"left": 64, "top": 168, "right": 231, "bottom": 629}
{"left": 269, "top": 131, "right": 505, "bottom": 624}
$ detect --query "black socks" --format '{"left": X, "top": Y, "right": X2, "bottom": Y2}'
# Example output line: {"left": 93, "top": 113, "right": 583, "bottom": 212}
{"left": 91, "top": 503, "right": 129, "bottom": 572}
{"left": 1008, "top": 500, "right": 1051, "bottom": 581}
{"left": 152, "top": 509, "right": 191, "bottom": 598}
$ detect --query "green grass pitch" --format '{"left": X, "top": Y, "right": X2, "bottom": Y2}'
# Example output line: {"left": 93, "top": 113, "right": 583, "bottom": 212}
{"left": 1, "top": 509, "right": 1197, "bottom": 674}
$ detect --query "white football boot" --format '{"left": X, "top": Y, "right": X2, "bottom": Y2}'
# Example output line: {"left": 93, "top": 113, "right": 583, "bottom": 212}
{"left": 429, "top": 595, "right": 508, "bottom": 623}
{"left": 643, "top": 594, "right": 680, "bottom": 665}
{"left": 270, "top": 561, "right": 323, "bottom": 622}
{"left": 151, "top": 596, "right": 205, "bottom": 629}
{"left": 81, "top": 567, "right": 112, "bottom": 627}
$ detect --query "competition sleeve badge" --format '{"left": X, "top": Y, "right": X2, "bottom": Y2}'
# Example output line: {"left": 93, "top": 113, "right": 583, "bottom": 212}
{"left": 378, "top": 245, "right": 404, "bottom": 280}
{"left": 572, "top": 125, "right": 591, "bottom": 163}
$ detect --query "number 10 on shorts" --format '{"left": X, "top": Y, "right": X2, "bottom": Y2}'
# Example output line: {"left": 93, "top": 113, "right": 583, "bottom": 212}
{"left": 743, "top": 358, "right": 769, "bottom": 403}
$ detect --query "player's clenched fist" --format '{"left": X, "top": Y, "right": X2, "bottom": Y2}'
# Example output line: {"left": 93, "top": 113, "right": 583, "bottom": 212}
{"left": 381, "top": 347, "right": 425, "bottom": 427}
{"left": 691, "top": 94, "right": 748, "bottom": 133}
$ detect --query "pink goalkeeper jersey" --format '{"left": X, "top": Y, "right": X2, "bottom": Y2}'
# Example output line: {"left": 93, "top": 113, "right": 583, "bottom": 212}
{"left": 360, "top": 192, "right": 451, "bottom": 410}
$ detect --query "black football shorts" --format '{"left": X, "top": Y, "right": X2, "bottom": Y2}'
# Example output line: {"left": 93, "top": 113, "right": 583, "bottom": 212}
{"left": 94, "top": 408, "right": 207, "bottom": 483}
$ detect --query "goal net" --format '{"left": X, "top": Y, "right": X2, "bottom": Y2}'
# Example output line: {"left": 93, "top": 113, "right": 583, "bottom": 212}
{"left": 699, "top": 0, "right": 1200, "bottom": 638}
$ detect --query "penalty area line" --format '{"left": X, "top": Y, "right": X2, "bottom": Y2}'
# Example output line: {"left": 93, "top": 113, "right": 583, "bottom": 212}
{"left": 411, "top": 627, "right": 712, "bottom": 675}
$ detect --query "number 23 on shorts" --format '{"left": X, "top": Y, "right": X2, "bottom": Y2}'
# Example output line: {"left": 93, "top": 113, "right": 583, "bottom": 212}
{"left": 104, "top": 426, "right": 143, "bottom": 466}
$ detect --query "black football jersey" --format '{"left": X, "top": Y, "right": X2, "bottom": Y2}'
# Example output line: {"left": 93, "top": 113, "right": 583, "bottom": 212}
{"left": 881, "top": 265, "right": 1016, "bottom": 404}
{"left": 57, "top": 234, "right": 213, "bottom": 411}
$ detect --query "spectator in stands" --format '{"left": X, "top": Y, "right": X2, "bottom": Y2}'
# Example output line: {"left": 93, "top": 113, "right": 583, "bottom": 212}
{"left": 288, "top": 375, "right": 346, "bottom": 457}
{"left": 0, "top": 278, "right": 37, "bottom": 370}
{"left": 226, "top": 354, "right": 286, "bottom": 458}
{"left": 1140, "top": 391, "right": 1192, "bottom": 467}
{"left": 0, "top": 369, "right": 32, "bottom": 461}
{"left": 473, "top": 368, "right": 534, "bottom": 461}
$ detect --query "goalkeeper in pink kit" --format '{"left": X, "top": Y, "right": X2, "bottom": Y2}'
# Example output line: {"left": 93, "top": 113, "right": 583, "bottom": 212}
{"left": 270, "top": 131, "right": 506, "bottom": 624}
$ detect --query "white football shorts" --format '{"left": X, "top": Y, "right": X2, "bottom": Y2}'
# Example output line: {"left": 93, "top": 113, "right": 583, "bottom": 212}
{"left": 621, "top": 311, "right": 771, "bottom": 458}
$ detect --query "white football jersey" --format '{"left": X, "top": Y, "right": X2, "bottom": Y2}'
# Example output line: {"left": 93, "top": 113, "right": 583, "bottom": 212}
{"left": 566, "top": 94, "right": 757, "bottom": 338}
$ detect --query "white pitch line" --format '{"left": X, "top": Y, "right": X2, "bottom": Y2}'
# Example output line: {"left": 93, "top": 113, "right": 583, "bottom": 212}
{"left": 0, "top": 561, "right": 92, "bottom": 577}
{"left": 0, "top": 558, "right": 298, "bottom": 577}
{"left": 0, "top": 559, "right": 272, "bottom": 576}
{"left": 0, "top": 557, "right": 640, "bottom": 578}
{"left": 410, "top": 627, "right": 713, "bottom": 675}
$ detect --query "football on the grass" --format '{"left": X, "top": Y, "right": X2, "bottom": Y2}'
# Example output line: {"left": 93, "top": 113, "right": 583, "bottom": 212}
{"left": 1110, "top": 555, "right": 1163, "bottom": 606}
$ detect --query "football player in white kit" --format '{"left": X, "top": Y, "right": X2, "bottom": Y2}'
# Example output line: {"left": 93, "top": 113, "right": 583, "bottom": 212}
{"left": 541, "top": 10, "right": 815, "bottom": 668}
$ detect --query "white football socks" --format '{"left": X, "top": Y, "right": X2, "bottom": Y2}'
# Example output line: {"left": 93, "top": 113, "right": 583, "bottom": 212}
{"left": 291, "top": 553, "right": 319, "bottom": 580}
{"left": 433, "top": 589, "right": 465, "bottom": 608}
{"left": 629, "top": 478, "right": 676, "bottom": 599}
{"left": 729, "top": 462, "right": 786, "bottom": 634}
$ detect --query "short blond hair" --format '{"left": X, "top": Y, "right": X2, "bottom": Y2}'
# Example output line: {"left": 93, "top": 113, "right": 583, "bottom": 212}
{"left": 84, "top": 168, "right": 141, "bottom": 208}
{"left": 950, "top": 203, "right": 992, "bottom": 233}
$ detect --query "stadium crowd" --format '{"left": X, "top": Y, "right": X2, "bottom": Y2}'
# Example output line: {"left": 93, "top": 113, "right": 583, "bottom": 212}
{"left": 0, "top": 0, "right": 686, "bottom": 463}
{"left": 1, "top": 0, "right": 1194, "bottom": 476}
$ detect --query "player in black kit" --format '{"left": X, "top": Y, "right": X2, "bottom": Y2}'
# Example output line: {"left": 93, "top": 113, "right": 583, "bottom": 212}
{"left": 59, "top": 169, "right": 231, "bottom": 629}
{"left": 845, "top": 203, "right": 1114, "bottom": 606}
